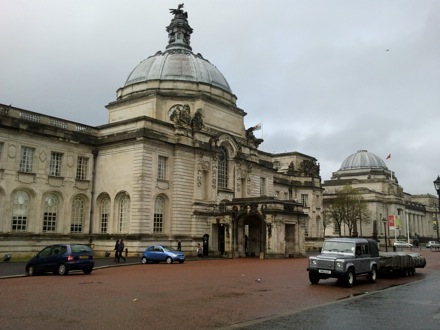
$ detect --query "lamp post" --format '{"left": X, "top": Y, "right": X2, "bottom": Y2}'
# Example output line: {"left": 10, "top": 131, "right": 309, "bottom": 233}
{"left": 433, "top": 176, "right": 440, "bottom": 242}
{"left": 382, "top": 217, "right": 388, "bottom": 252}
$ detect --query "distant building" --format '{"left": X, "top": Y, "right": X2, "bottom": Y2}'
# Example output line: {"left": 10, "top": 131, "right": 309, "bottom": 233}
{"left": 323, "top": 150, "right": 438, "bottom": 243}
{"left": 0, "top": 5, "right": 323, "bottom": 258}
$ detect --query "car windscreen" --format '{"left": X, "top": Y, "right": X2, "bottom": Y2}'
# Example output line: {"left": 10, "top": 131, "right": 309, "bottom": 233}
{"left": 322, "top": 241, "right": 355, "bottom": 255}
{"left": 71, "top": 245, "right": 92, "bottom": 253}
{"left": 162, "top": 246, "right": 177, "bottom": 252}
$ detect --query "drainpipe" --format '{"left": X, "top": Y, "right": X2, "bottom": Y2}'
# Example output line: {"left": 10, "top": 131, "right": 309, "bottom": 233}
{"left": 89, "top": 149, "right": 99, "bottom": 235}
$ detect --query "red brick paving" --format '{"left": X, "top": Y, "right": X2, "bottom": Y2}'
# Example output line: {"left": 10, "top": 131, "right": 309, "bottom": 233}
{"left": 1, "top": 249, "right": 439, "bottom": 330}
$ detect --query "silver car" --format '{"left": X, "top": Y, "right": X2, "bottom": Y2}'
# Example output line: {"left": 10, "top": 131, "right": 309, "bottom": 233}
{"left": 393, "top": 240, "right": 412, "bottom": 248}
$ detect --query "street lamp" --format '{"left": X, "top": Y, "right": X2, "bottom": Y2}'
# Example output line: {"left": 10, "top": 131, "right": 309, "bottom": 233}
{"left": 433, "top": 176, "right": 440, "bottom": 242}
{"left": 382, "top": 217, "right": 388, "bottom": 252}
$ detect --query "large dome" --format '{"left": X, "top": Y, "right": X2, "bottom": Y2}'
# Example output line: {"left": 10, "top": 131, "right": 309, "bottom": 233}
{"left": 125, "top": 51, "right": 232, "bottom": 93}
{"left": 124, "top": 5, "right": 232, "bottom": 95}
{"left": 340, "top": 150, "right": 388, "bottom": 170}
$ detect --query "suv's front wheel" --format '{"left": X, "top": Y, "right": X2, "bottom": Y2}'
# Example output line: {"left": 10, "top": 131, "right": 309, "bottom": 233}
{"left": 308, "top": 272, "right": 320, "bottom": 284}
{"left": 344, "top": 268, "right": 355, "bottom": 287}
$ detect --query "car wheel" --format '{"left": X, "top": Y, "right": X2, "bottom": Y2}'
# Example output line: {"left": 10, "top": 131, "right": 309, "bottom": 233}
{"left": 308, "top": 272, "right": 320, "bottom": 284}
{"left": 83, "top": 268, "right": 93, "bottom": 275}
{"left": 166, "top": 257, "right": 173, "bottom": 264}
{"left": 27, "top": 266, "right": 35, "bottom": 276}
{"left": 58, "top": 263, "right": 68, "bottom": 275}
{"left": 344, "top": 268, "right": 355, "bottom": 288}
{"left": 141, "top": 257, "right": 148, "bottom": 264}
{"left": 367, "top": 266, "right": 377, "bottom": 283}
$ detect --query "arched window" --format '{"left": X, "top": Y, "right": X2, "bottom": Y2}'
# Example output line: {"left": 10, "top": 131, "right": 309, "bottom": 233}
{"left": 71, "top": 196, "right": 85, "bottom": 233}
{"left": 100, "top": 197, "right": 110, "bottom": 233}
{"left": 118, "top": 196, "right": 130, "bottom": 233}
{"left": 12, "top": 191, "right": 29, "bottom": 232}
{"left": 154, "top": 196, "right": 165, "bottom": 233}
{"left": 218, "top": 147, "right": 228, "bottom": 189}
{"left": 43, "top": 194, "right": 58, "bottom": 232}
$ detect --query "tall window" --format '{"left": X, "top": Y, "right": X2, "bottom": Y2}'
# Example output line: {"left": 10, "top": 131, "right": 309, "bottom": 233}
{"left": 49, "top": 152, "right": 63, "bottom": 176}
{"left": 76, "top": 156, "right": 88, "bottom": 180}
{"left": 301, "top": 194, "right": 309, "bottom": 207}
{"left": 71, "top": 196, "right": 84, "bottom": 233}
{"left": 260, "top": 177, "right": 266, "bottom": 196}
{"left": 19, "top": 146, "right": 34, "bottom": 173}
{"left": 118, "top": 196, "right": 129, "bottom": 233}
{"left": 0, "top": 142, "right": 3, "bottom": 162}
{"left": 154, "top": 196, "right": 164, "bottom": 233}
{"left": 158, "top": 156, "right": 167, "bottom": 180}
{"left": 218, "top": 147, "right": 228, "bottom": 189}
{"left": 43, "top": 194, "right": 58, "bottom": 232}
{"left": 12, "top": 191, "right": 29, "bottom": 232}
{"left": 100, "top": 197, "right": 110, "bottom": 233}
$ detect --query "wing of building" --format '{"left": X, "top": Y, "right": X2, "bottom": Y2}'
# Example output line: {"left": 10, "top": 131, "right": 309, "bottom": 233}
{"left": 0, "top": 5, "right": 323, "bottom": 258}
{"left": 323, "top": 150, "right": 439, "bottom": 244}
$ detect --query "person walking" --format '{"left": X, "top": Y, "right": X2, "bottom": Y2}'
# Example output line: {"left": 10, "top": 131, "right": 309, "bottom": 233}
{"left": 118, "top": 239, "right": 126, "bottom": 263}
{"left": 177, "top": 240, "right": 182, "bottom": 251}
{"left": 114, "top": 239, "right": 120, "bottom": 262}
{"left": 196, "top": 243, "right": 203, "bottom": 260}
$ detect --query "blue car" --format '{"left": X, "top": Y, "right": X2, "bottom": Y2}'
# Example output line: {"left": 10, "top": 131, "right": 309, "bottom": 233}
{"left": 141, "top": 245, "right": 185, "bottom": 264}
{"left": 25, "top": 244, "right": 95, "bottom": 276}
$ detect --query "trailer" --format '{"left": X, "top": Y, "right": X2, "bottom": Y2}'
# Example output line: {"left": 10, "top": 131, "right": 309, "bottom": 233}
{"left": 379, "top": 252, "right": 426, "bottom": 277}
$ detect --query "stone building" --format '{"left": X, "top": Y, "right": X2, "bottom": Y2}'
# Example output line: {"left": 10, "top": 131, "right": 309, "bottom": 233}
{"left": 323, "top": 150, "right": 438, "bottom": 244}
{"left": 0, "top": 5, "right": 323, "bottom": 258}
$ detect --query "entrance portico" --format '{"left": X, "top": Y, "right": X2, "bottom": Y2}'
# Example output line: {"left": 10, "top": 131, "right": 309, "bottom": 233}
{"left": 210, "top": 197, "right": 307, "bottom": 258}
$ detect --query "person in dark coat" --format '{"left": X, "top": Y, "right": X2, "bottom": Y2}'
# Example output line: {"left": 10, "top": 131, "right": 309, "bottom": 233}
{"left": 117, "top": 239, "right": 126, "bottom": 263}
{"left": 114, "top": 239, "right": 120, "bottom": 262}
{"left": 177, "top": 240, "right": 182, "bottom": 251}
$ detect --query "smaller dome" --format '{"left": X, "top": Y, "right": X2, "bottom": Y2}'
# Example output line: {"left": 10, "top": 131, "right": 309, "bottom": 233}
{"left": 340, "top": 150, "right": 387, "bottom": 170}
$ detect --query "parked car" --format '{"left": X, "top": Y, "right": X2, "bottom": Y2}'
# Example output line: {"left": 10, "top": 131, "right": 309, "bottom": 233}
{"left": 141, "top": 245, "right": 185, "bottom": 264}
{"left": 25, "top": 244, "right": 95, "bottom": 276}
{"left": 393, "top": 240, "right": 413, "bottom": 248}
{"left": 426, "top": 241, "right": 440, "bottom": 250}
{"left": 307, "top": 238, "right": 380, "bottom": 288}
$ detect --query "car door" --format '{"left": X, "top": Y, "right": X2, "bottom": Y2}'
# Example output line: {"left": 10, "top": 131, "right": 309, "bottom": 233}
{"left": 149, "top": 246, "right": 162, "bottom": 262}
{"left": 33, "top": 246, "right": 54, "bottom": 273}
{"left": 46, "top": 244, "right": 63, "bottom": 273}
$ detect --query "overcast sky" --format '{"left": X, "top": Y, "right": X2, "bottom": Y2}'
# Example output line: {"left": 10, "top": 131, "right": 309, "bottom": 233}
{"left": 1, "top": 0, "right": 439, "bottom": 195}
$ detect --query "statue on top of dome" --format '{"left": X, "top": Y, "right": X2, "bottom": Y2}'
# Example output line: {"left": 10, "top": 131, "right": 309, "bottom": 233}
{"left": 170, "top": 3, "right": 188, "bottom": 18}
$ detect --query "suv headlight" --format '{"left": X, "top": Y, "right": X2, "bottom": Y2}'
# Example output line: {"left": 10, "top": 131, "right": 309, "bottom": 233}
{"left": 309, "top": 259, "right": 317, "bottom": 267}
{"left": 335, "top": 261, "right": 343, "bottom": 270}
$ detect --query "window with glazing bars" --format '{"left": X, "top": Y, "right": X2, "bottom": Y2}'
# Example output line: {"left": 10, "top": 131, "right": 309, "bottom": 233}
{"left": 100, "top": 198, "right": 110, "bottom": 233}
{"left": 50, "top": 152, "right": 63, "bottom": 176}
{"left": 154, "top": 197, "right": 164, "bottom": 233}
{"left": 71, "top": 196, "right": 84, "bottom": 233}
{"left": 301, "top": 194, "right": 309, "bottom": 207}
{"left": 218, "top": 147, "right": 228, "bottom": 189}
{"left": 76, "top": 156, "right": 88, "bottom": 180}
{"left": 19, "top": 147, "right": 34, "bottom": 173}
{"left": 158, "top": 156, "right": 167, "bottom": 180}
{"left": 43, "top": 195, "right": 58, "bottom": 232}
{"left": 118, "top": 196, "right": 129, "bottom": 233}
{"left": 12, "top": 191, "right": 29, "bottom": 232}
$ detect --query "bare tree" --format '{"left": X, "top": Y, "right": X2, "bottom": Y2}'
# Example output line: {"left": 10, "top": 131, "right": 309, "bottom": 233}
{"left": 324, "top": 185, "right": 371, "bottom": 237}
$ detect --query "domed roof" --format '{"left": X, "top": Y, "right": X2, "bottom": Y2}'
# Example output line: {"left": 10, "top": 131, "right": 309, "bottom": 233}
{"left": 125, "top": 52, "right": 232, "bottom": 93}
{"left": 340, "top": 150, "right": 388, "bottom": 170}
{"left": 124, "top": 4, "right": 232, "bottom": 94}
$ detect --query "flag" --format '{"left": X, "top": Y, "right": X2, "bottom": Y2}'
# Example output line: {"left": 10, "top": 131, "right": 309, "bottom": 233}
{"left": 252, "top": 122, "right": 262, "bottom": 131}
{"left": 386, "top": 154, "right": 391, "bottom": 160}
